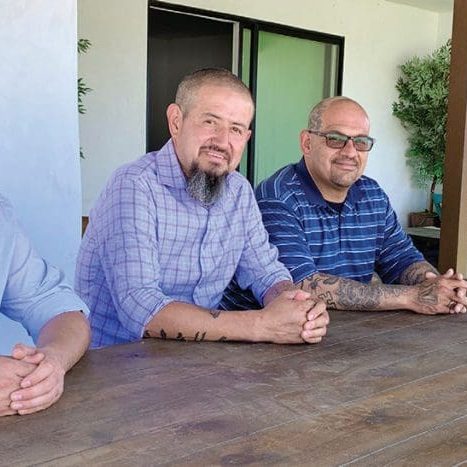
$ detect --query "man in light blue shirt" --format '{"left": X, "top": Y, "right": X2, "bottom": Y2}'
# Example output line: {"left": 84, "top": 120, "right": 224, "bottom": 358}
{"left": 76, "top": 68, "right": 329, "bottom": 348}
{"left": 0, "top": 195, "right": 90, "bottom": 416}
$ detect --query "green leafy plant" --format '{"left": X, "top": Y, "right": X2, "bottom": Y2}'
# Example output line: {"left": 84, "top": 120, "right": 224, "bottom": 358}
{"left": 78, "top": 39, "right": 92, "bottom": 158}
{"left": 392, "top": 40, "right": 451, "bottom": 212}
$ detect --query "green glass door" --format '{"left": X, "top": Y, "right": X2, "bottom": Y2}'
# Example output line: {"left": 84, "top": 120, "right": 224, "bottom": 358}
{"left": 253, "top": 31, "right": 339, "bottom": 185}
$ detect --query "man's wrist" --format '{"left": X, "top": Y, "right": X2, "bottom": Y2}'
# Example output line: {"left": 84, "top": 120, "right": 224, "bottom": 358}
{"left": 37, "top": 346, "right": 67, "bottom": 374}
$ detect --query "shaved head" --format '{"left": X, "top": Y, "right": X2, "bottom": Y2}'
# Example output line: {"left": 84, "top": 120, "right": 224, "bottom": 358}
{"left": 307, "top": 96, "right": 368, "bottom": 131}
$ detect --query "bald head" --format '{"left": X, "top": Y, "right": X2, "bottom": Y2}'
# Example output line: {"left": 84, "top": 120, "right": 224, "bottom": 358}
{"left": 175, "top": 68, "right": 254, "bottom": 116}
{"left": 307, "top": 96, "right": 369, "bottom": 131}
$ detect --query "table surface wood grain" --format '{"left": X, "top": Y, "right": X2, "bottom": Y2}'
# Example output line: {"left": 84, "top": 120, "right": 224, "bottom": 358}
{"left": 1, "top": 310, "right": 466, "bottom": 466}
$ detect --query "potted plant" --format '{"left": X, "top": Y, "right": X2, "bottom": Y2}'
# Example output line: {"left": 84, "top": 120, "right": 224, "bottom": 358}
{"left": 392, "top": 40, "right": 450, "bottom": 226}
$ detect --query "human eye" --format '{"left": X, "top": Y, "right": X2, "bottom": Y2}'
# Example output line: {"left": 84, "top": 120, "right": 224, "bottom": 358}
{"left": 353, "top": 136, "right": 373, "bottom": 151}
{"left": 326, "top": 132, "right": 347, "bottom": 143}
{"left": 231, "top": 126, "right": 244, "bottom": 137}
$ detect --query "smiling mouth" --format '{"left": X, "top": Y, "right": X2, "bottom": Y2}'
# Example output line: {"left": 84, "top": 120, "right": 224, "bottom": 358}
{"left": 333, "top": 160, "right": 358, "bottom": 171}
{"left": 201, "top": 146, "right": 229, "bottom": 164}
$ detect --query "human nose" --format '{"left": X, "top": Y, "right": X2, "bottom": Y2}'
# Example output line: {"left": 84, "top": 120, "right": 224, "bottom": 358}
{"left": 340, "top": 138, "right": 358, "bottom": 157}
{"left": 210, "top": 124, "right": 230, "bottom": 145}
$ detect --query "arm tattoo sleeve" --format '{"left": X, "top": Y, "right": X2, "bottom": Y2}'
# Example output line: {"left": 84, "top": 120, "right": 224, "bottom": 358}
{"left": 399, "top": 261, "right": 438, "bottom": 285}
{"left": 298, "top": 273, "right": 404, "bottom": 311}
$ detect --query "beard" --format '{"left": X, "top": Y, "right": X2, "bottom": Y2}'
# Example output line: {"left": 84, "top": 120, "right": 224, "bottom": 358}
{"left": 186, "top": 163, "right": 226, "bottom": 205}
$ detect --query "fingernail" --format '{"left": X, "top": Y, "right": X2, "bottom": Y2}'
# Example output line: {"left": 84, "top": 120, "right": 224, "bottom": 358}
{"left": 10, "top": 393, "right": 22, "bottom": 401}
{"left": 10, "top": 402, "right": 22, "bottom": 410}
{"left": 21, "top": 380, "right": 31, "bottom": 388}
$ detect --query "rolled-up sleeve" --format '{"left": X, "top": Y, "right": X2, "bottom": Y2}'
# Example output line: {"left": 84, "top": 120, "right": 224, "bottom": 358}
{"left": 2, "top": 223, "right": 89, "bottom": 344}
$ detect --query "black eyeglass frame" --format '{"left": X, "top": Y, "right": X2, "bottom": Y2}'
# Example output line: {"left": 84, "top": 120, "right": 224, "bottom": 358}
{"left": 307, "top": 130, "right": 375, "bottom": 151}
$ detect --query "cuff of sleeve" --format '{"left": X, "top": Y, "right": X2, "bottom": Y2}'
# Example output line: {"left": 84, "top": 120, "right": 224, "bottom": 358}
{"left": 253, "top": 271, "right": 293, "bottom": 306}
{"left": 136, "top": 296, "right": 176, "bottom": 339}
{"left": 290, "top": 263, "right": 318, "bottom": 284}
{"left": 23, "top": 293, "right": 90, "bottom": 343}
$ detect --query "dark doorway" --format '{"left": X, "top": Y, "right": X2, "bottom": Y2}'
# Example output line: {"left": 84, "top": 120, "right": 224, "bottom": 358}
{"left": 147, "top": 8, "right": 234, "bottom": 152}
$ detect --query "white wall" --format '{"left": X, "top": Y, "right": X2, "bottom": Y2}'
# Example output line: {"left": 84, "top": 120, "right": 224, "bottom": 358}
{"left": 0, "top": 0, "right": 82, "bottom": 353}
{"left": 79, "top": 0, "right": 452, "bottom": 224}
{"left": 78, "top": 0, "right": 148, "bottom": 214}
{"left": 437, "top": 10, "right": 453, "bottom": 45}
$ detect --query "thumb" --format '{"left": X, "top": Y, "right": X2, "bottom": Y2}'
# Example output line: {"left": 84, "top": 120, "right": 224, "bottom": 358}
{"left": 292, "top": 290, "right": 312, "bottom": 301}
{"left": 12, "top": 344, "right": 44, "bottom": 364}
{"left": 12, "top": 343, "right": 37, "bottom": 360}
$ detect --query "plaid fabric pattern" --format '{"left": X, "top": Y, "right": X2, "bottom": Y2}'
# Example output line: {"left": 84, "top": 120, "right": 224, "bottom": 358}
{"left": 76, "top": 140, "right": 291, "bottom": 348}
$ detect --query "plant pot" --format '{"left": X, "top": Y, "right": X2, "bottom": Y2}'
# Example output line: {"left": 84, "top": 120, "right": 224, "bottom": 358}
{"left": 409, "top": 211, "right": 440, "bottom": 227}
{"left": 432, "top": 193, "right": 442, "bottom": 220}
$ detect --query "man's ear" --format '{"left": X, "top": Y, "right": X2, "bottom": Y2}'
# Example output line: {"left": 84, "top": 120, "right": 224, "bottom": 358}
{"left": 300, "top": 129, "right": 312, "bottom": 155}
{"left": 166, "top": 103, "right": 183, "bottom": 138}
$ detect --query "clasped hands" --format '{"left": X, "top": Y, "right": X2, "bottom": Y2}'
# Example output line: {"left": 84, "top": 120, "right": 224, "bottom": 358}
{"left": 0, "top": 344, "right": 65, "bottom": 416}
{"left": 262, "top": 290, "right": 329, "bottom": 344}
{"left": 419, "top": 268, "right": 467, "bottom": 315}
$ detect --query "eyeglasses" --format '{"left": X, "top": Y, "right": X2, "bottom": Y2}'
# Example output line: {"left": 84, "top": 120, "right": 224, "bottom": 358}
{"left": 307, "top": 130, "right": 375, "bottom": 151}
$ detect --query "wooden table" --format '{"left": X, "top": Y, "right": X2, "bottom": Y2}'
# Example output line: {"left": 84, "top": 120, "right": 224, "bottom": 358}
{"left": 2, "top": 311, "right": 466, "bottom": 466}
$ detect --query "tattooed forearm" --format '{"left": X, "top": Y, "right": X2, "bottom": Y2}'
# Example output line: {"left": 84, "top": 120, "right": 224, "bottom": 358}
{"left": 143, "top": 329, "right": 167, "bottom": 339}
{"left": 317, "top": 291, "right": 337, "bottom": 308}
{"left": 209, "top": 309, "right": 222, "bottom": 319}
{"left": 194, "top": 331, "right": 207, "bottom": 342}
{"left": 400, "top": 261, "right": 438, "bottom": 285}
{"left": 298, "top": 272, "right": 406, "bottom": 311}
{"left": 175, "top": 332, "right": 186, "bottom": 342}
{"left": 417, "top": 282, "right": 439, "bottom": 306}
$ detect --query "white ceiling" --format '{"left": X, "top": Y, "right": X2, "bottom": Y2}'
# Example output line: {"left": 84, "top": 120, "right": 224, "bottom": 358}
{"left": 386, "top": 0, "right": 453, "bottom": 12}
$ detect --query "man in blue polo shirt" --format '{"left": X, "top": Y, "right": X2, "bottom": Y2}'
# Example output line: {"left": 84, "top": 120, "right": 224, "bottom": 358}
{"left": 224, "top": 96, "right": 467, "bottom": 315}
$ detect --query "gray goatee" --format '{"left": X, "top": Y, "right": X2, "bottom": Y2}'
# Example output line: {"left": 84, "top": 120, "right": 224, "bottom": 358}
{"left": 186, "top": 166, "right": 226, "bottom": 205}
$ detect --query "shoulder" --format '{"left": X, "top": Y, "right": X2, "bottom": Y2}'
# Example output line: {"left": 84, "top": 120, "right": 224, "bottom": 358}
{"left": 256, "top": 164, "right": 300, "bottom": 202}
{"left": 110, "top": 153, "right": 157, "bottom": 186}
{"left": 355, "top": 176, "right": 390, "bottom": 203}
{"left": 225, "top": 170, "right": 256, "bottom": 203}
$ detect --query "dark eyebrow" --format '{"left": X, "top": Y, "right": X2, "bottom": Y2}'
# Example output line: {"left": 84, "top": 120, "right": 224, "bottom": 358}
{"left": 201, "top": 112, "right": 248, "bottom": 130}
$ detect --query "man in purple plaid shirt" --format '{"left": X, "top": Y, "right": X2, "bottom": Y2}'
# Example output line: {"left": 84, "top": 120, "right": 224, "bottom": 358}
{"left": 76, "top": 68, "right": 329, "bottom": 348}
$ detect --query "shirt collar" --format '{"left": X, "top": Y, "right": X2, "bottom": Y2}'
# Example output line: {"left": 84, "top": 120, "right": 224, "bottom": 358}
{"left": 294, "top": 157, "right": 364, "bottom": 208}
{"left": 153, "top": 139, "right": 231, "bottom": 206}
{"left": 154, "top": 139, "right": 188, "bottom": 190}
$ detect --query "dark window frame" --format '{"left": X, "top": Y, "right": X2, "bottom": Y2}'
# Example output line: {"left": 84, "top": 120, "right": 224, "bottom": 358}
{"left": 148, "top": 1, "right": 345, "bottom": 183}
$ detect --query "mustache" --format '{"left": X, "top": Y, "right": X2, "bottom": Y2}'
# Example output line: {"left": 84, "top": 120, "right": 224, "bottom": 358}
{"left": 200, "top": 144, "right": 230, "bottom": 158}
{"left": 332, "top": 156, "right": 358, "bottom": 165}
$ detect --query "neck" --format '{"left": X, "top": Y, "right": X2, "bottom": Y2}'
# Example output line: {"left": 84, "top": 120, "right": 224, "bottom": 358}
{"left": 310, "top": 176, "right": 349, "bottom": 203}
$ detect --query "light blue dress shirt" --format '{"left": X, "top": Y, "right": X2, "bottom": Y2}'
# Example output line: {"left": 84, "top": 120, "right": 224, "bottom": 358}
{"left": 0, "top": 195, "right": 89, "bottom": 344}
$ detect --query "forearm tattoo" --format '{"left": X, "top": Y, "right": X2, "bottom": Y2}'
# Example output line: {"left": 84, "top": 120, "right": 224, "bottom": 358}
{"left": 417, "top": 282, "right": 439, "bottom": 307}
{"left": 400, "top": 261, "right": 438, "bottom": 285}
{"left": 194, "top": 331, "right": 207, "bottom": 342}
{"left": 298, "top": 273, "right": 404, "bottom": 311}
{"left": 209, "top": 309, "right": 222, "bottom": 319}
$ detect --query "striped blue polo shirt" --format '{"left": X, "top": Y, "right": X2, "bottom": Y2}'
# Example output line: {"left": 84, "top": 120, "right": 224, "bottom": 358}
{"left": 221, "top": 158, "right": 424, "bottom": 311}
{"left": 257, "top": 158, "right": 424, "bottom": 284}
